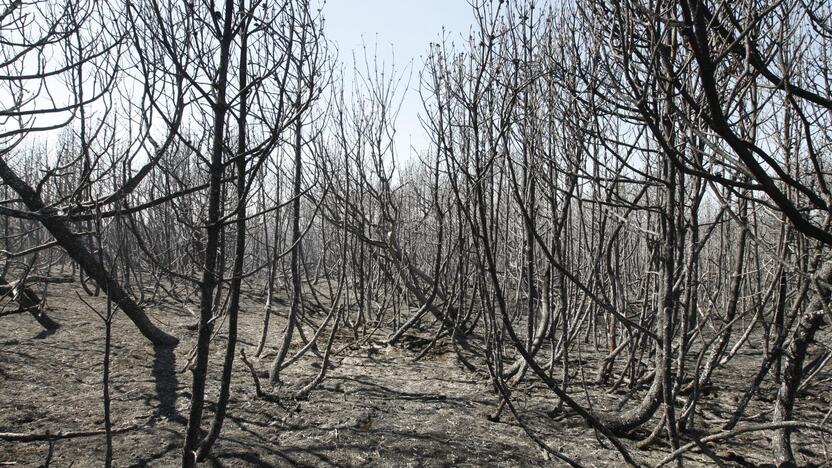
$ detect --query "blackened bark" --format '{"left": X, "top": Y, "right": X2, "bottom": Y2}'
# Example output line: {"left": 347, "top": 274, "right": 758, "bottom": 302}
{"left": 0, "top": 158, "right": 176, "bottom": 346}
{"left": 0, "top": 280, "right": 59, "bottom": 331}
{"left": 196, "top": 7, "right": 249, "bottom": 458}
{"left": 772, "top": 261, "right": 831, "bottom": 466}
{"left": 181, "top": 0, "right": 235, "bottom": 465}
{"left": 269, "top": 108, "right": 303, "bottom": 386}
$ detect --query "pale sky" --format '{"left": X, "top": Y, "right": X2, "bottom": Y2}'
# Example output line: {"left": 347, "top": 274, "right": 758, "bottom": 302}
{"left": 322, "top": 1, "right": 476, "bottom": 160}
{"left": 4, "top": 1, "right": 477, "bottom": 165}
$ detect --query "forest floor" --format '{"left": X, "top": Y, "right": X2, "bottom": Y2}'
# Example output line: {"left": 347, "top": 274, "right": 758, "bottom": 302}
{"left": 1, "top": 281, "right": 830, "bottom": 467}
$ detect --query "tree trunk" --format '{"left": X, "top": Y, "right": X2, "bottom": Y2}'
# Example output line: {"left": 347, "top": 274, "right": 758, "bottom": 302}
{"left": 772, "top": 260, "right": 831, "bottom": 466}
{"left": 0, "top": 158, "right": 177, "bottom": 346}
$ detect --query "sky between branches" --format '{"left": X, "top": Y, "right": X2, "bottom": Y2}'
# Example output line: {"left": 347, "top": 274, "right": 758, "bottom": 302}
{"left": 323, "top": 1, "right": 475, "bottom": 161}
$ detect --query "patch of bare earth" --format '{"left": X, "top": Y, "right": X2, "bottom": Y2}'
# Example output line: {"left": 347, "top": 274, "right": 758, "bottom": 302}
{"left": 1, "top": 283, "right": 829, "bottom": 466}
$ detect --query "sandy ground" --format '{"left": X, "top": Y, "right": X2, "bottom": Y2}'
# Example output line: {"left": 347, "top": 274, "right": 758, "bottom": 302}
{"left": 1, "top": 282, "right": 829, "bottom": 467}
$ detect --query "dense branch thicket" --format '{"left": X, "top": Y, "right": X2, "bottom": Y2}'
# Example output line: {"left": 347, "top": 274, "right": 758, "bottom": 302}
{"left": 1, "top": 0, "right": 830, "bottom": 466}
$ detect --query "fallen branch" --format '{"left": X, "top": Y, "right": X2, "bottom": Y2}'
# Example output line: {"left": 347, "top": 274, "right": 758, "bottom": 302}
{"left": 22, "top": 275, "right": 75, "bottom": 285}
{"left": 240, "top": 347, "right": 264, "bottom": 398}
{"left": 655, "top": 421, "right": 832, "bottom": 467}
{"left": 0, "top": 424, "right": 138, "bottom": 442}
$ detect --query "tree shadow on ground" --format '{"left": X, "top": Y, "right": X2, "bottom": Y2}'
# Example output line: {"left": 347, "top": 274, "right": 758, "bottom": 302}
{"left": 150, "top": 344, "right": 186, "bottom": 425}
{"left": 124, "top": 429, "right": 180, "bottom": 468}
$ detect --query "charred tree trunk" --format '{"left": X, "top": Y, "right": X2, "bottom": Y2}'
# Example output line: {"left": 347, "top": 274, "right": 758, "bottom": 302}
{"left": 181, "top": 0, "right": 235, "bottom": 464}
{"left": 0, "top": 159, "right": 177, "bottom": 346}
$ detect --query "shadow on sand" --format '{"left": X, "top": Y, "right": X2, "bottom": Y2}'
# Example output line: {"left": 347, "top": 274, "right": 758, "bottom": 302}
{"left": 150, "top": 344, "right": 187, "bottom": 425}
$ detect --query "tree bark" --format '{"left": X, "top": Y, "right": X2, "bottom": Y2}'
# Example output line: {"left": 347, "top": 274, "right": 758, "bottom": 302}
{"left": 0, "top": 158, "right": 177, "bottom": 346}
{"left": 772, "top": 260, "right": 831, "bottom": 466}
